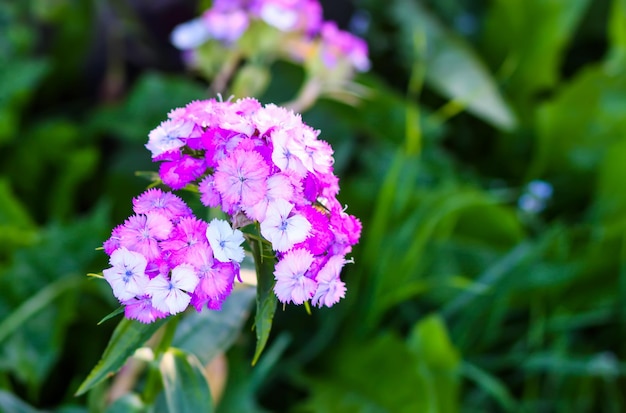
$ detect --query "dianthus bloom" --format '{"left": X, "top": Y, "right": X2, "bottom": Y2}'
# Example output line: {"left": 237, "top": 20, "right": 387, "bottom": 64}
{"left": 101, "top": 98, "right": 360, "bottom": 324}
{"left": 169, "top": 0, "right": 369, "bottom": 74}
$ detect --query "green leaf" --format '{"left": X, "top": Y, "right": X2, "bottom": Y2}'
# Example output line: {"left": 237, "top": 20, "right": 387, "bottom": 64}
{"left": 408, "top": 314, "right": 460, "bottom": 370}
{"left": 482, "top": 0, "right": 591, "bottom": 100}
{"left": 250, "top": 240, "right": 278, "bottom": 366}
{"left": 407, "top": 315, "right": 461, "bottom": 413}
{"left": 0, "top": 58, "right": 49, "bottom": 144}
{"left": 173, "top": 286, "right": 256, "bottom": 365}
{"left": 0, "top": 177, "right": 38, "bottom": 251}
{"left": 461, "top": 361, "right": 517, "bottom": 412}
{"left": 391, "top": 0, "right": 517, "bottom": 130}
{"left": 0, "top": 389, "right": 41, "bottom": 413}
{"left": 75, "top": 317, "right": 167, "bottom": 396}
{"left": 608, "top": 0, "right": 626, "bottom": 65}
{"left": 159, "top": 348, "right": 213, "bottom": 413}
{"left": 302, "top": 333, "right": 440, "bottom": 412}
{"left": 0, "top": 276, "right": 80, "bottom": 345}
{"left": 529, "top": 64, "right": 626, "bottom": 181}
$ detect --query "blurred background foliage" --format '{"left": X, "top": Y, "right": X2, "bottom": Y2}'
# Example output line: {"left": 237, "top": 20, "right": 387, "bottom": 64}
{"left": 1, "top": 0, "right": 626, "bottom": 412}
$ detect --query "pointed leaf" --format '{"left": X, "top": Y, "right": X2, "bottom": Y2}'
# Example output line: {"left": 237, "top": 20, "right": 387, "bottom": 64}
{"left": 392, "top": 0, "right": 517, "bottom": 130}
{"left": 159, "top": 348, "right": 213, "bottom": 413}
{"left": 75, "top": 317, "right": 167, "bottom": 396}
{"left": 250, "top": 241, "right": 278, "bottom": 365}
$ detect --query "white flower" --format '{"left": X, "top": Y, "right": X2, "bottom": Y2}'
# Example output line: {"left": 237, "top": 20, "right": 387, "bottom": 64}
{"left": 146, "top": 264, "right": 199, "bottom": 315}
{"left": 103, "top": 247, "right": 149, "bottom": 301}
{"left": 145, "top": 119, "right": 195, "bottom": 158}
{"left": 206, "top": 218, "right": 246, "bottom": 263}
{"left": 170, "top": 17, "right": 212, "bottom": 50}
{"left": 260, "top": 199, "right": 311, "bottom": 252}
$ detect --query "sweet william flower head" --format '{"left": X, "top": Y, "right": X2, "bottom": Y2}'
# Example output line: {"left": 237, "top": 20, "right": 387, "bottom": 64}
{"left": 100, "top": 96, "right": 361, "bottom": 324}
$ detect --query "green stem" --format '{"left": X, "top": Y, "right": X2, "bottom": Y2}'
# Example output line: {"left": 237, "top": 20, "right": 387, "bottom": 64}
{"left": 142, "top": 316, "right": 180, "bottom": 404}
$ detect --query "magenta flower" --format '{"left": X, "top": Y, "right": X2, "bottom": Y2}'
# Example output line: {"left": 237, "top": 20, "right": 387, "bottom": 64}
{"left": 159, "top": 153, "right": 207, "bottom": 190}
{"left": 160, "top": 216, "right": 209, "bottom": 266}
{"left": 190, "top": 245, "right": 237, "bottom": 311}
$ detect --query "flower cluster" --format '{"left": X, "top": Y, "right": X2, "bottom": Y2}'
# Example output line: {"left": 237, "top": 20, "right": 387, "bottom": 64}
{"left": 102, "top": 188, "right": 245, "bottom": 323}
{"left": 102, "top": 97, "right": 360, "bottom": 323}
{"left": 170, "top": 0, "right": 370, "bottom": 73}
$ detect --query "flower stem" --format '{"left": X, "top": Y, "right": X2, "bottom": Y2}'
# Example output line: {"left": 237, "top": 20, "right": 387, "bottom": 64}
{"left": 142, "top": 316, "right": 180, "bottom": 404}
{"left": 247, "top": 234, "right": 278, "bottom": 365}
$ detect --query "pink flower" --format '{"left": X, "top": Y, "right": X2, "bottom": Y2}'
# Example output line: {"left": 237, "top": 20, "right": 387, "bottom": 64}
{"left": 116, "top": 213, "right": 173, "bottom": 261}
{"left": 160, "top": 216, "right": 209, "bottom": 266}
{"left": 190, "top": 244, "right": 237, "bottom": 311}
{"left": 312, "top": 254, "right": 346, "bottom": 307}
{"left": 132, "top": 188, "right": 192, "bottom": 222}
{"left": 202, "top": 8, "right": 250, "bottom": 44}
{"left": 274, "top": 248, "right": 317, "bottom": 304}
{"left": 320, "top": 21, "right": 370, "bottom": 72}
{"left": 123, "top": 296, "right": 169, "bottom": 323}
{"left": 213, "top": 149, "right": 270, "bottom": 207}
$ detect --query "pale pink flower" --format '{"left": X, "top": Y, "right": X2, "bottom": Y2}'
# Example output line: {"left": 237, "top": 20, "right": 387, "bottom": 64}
{"left": 274, "top": 248, "right": 317, "bottom": 304}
